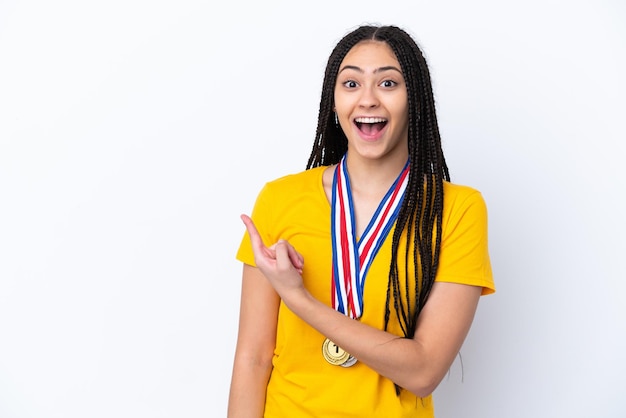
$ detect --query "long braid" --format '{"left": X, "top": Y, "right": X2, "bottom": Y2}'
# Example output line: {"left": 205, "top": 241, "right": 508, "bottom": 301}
{"left": 307, "top": 25, "right": 450, "bottom": 371}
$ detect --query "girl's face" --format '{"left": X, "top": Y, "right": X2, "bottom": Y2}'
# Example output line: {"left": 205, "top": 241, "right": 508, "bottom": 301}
{"left": 334, "top": 41, "right": 409, "bottom": 164}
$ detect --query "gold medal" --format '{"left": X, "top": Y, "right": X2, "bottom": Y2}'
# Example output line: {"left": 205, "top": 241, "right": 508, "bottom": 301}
{"left": 322, "top": 338, "right": 351, "bottom": 366}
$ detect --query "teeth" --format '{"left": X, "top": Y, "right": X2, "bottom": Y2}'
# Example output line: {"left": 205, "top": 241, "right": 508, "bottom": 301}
{"left": 355, "top": 117, "right": 386, "bottom": 124}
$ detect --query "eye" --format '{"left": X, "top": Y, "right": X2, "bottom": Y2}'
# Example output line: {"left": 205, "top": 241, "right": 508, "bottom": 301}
{"left": 380, "top": 79, "right": 397, "bottom": 88}
{"left": 342, "top": 80, "right": 359, "bottom": 88}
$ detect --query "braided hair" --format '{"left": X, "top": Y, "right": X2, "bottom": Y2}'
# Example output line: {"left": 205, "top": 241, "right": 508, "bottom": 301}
{"left": 306, "top": 25, "right": 450, "bottom": 341}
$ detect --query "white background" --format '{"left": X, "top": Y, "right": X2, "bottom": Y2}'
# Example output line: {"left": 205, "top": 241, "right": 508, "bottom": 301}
{"left": 1, "top": 0, "right": 625, "bottom": 417}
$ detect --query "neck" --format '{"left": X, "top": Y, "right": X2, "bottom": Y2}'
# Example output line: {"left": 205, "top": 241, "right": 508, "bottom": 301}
{"left": 344, "top": 152, "right": 408, "bottom": 194}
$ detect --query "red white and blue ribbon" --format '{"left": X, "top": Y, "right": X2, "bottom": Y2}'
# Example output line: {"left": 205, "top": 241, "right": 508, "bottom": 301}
{"left": 331, "top": 155, "right": 410, "bottom": 319}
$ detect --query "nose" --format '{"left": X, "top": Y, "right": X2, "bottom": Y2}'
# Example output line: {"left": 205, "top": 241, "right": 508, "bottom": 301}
{"left": 358, "top": 85, "right": 379, "bottom": 109}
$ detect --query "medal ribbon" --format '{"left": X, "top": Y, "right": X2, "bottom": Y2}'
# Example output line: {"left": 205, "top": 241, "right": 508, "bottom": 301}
{"left": 331, "top": 155, "right": 410, "bottom": 319}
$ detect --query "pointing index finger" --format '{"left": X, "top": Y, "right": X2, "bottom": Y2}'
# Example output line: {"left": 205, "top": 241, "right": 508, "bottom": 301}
{"left": 241, "top": 214, "right": 266, "bottom": 253}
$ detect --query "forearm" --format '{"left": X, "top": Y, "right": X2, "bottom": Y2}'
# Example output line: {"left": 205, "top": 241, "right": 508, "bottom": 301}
{"left": 284, "top": 291, "right": 437, "bottom": 395}
{"left": 283, "top": 282, "right": 480, "bottom": 397}
{"left": 227, "top": 352, "right": 272, "bottom": 418}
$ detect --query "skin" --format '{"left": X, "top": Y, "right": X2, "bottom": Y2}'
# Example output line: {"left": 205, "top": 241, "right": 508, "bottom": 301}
{"left": 227, "top": 41, "right": 482, "bottom": 417}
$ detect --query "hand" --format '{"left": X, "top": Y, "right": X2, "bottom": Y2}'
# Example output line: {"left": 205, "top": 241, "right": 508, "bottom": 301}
{"left": 240, "top": 214, "right": 306, "bottom": 298}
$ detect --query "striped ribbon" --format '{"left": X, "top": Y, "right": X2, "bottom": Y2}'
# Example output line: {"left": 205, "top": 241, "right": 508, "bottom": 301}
{"left": 331, "top": 155, "right": 410, "bottom": 319}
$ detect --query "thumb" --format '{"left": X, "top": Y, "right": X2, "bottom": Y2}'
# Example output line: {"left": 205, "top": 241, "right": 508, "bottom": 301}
{"left": 274, "top": 240, "right": 299, "bottom": 272}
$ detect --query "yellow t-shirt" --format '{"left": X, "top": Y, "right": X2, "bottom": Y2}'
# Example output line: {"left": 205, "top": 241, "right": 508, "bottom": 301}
{"left": 236, "top": 166, "right": 495, "bottom": 418}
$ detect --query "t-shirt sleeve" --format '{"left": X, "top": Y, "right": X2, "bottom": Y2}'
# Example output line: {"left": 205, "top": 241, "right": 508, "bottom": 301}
{"left": 236, "top": 183, "right": 273, "bottom": 267}
{"left": 436, "top": 189, "right": 495, "bottom": 295}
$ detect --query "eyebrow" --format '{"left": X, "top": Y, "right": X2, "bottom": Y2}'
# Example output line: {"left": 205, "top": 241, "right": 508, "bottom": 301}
{"left": 338, "top": 65, "right": 403, "bottom": 74}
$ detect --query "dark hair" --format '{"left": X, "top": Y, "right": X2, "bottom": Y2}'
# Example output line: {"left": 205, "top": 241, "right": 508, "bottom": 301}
{"left": 306, "top": 25, "right": 450, "bottom": 341}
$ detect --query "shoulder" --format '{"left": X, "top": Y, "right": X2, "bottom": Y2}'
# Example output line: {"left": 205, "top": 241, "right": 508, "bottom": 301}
{"left": 265, "top": 166, "right": 326, "bottom": 188}
{"left": 255, "top": 166, "right": 327, "bottom": 203}
{"left": 442, "top": 181, "right": 489, "bottom": 223}
{"left": 443, "top": 181, "right": 486, "bottom": 207}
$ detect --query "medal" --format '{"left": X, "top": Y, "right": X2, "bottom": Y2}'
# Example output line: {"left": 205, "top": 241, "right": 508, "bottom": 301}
{"left": 324, "top": 154, "right": 410, "bottom": 367}
{"left": 322, "top": 338, "right": 350, "bottom": 366}
{"left": 341, "top": 355, "right": 357, "bottom": 368}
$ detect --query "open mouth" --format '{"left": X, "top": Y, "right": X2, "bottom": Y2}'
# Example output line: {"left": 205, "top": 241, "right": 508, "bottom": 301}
{"left": 355, "top": 117, "right": 387, "bottom": 136}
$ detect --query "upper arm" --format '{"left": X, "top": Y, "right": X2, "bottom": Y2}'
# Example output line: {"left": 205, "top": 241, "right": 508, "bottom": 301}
{"left": 412, "top": 281, "right": 482, "bottom": 390}
{"left": 228, "top": 264, "right": 280, "bottom": 416}
{"left": 234, "top": 263, "right": 281, "bottom": 364}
